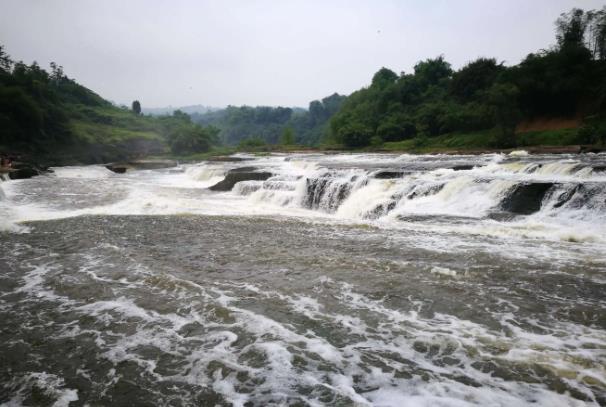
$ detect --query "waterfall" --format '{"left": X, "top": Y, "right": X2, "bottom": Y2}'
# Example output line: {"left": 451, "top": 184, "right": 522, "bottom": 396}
{"left": 221, "top": 156, "right": 606, "bottom": 225}
{"left": 302, "top": 172, "right": 368, "bottom": 212}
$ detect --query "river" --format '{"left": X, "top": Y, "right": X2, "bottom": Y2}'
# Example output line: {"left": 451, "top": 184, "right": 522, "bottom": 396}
{"left": 0, "top": 152, "right": 605, "bottom": 406}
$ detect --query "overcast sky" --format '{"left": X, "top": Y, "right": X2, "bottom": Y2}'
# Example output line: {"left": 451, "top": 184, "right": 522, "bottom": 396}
{"left": 1, "top": 0, "right": 603, "bottom": 108}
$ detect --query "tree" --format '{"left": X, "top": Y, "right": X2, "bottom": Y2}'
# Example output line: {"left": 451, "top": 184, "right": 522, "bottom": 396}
{"left": 587, "top": 7, "right": 606, "bottom": 60}
{"left": 371, "top": 67, "right": 398, "bottom": 89}
{"left": 280, "top": 127, "right": 295, "bottom": 145}
{"left": 172, "top": 109, "right": 191, "bottom": 122}
{"left": 450, "top": 58, "right": 503, "bottom": 102}
{"left": 414, "top": 56, "right": 453, "bottom": 87}
{"left": 336, "top": 122, "right": 373, "bottom": 147}
{"left": 167, "top": 124, "right": 219, "bottom": 154}
{"left": 308, "top": 100, "right": 324, "bottom": 125}
{"left": 485, "top": 83, "right": 521, "bottom": 148}
{"left": 0, "top": 45, "right": 12, "bottom": 73}
{"left": 556, "top": 8, "right": 590, "bottom": 50}
{"left": 238, "top": 136, "right": 267, "bottom": 149}
{"left": 49, "top": 62, "right": 64, "bottom": 83}
{"left": 132, "top": 100, "right": 141, "bottom": 115}
{"left": 556, "top": 7, "right": 606, "bottom": 60}
{"left": 376, "top": 114, "right": 416, "bottom": 141}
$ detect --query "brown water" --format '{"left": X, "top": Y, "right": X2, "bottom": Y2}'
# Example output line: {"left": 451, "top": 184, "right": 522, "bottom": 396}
{"left": 0, "top": 152, "right": 605, "bottom": 406}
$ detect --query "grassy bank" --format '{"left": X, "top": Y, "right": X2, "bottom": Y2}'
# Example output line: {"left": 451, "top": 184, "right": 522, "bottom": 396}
{"left": 375, "top": 127, "right": 601, "bottom": 154}
{"left": 157, "top": 127, "right": 601, "bottom": 163}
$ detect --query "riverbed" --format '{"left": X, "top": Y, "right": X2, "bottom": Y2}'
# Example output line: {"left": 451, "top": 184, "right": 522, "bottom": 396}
{"left": 1, "top": 152, "right": 605, "bottom": 406}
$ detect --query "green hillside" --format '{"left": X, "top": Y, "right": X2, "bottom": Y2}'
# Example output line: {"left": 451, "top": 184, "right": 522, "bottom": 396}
{"left": 0, "top": 49, "right": 219, "bottom": 165}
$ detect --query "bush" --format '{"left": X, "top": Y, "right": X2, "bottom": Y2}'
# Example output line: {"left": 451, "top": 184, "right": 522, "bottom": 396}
{"left": 167, "top": 124, "right": 219, "bottom": 154}
{"left": 578, "top": 117, "right": 606, "bottom": 144}
{"left": 376, "top": 118, "right": 416, "bottom": 141}
{"left": 370, "top": 135, "right": 383, "bottom": 147}
{"left": 238, "top": 137, "right": 267, "bottom": 149}
{"left": 337, "top": 122, "right": 373, "bottom": 147}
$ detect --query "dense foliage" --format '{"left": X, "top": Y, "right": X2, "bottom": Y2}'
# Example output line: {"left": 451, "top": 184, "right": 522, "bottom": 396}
{"left": 158, "top": 110, "right": 220, "bottom": 154}
{"left": 191, "top": 93, "right": 346, "bottom": 146}
{"left": 192, "top": 105, "right": 293, "bottom": 145}
{"left": 329, "top": 7, "right": 606, "bottom": 148}
{"left": 190, "top": 7, "right": 606, "bottom": 150}
{"left": 0, "top": 48, "right": 220, "bottom": 162}
{"left": 0, "top": 52, "right": 106, "bottom": 151}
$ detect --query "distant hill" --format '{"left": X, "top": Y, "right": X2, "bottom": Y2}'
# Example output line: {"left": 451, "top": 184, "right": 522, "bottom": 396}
{"left": 142, "top": 105, "right": 221, "bottom": 116}
{"left": 0, "top": 47, "right": 220, "bottom": 165}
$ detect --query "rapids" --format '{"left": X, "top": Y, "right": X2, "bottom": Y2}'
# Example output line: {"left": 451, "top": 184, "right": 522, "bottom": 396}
{"left": 0, "top": 152, "right": 605, "bottom": 406}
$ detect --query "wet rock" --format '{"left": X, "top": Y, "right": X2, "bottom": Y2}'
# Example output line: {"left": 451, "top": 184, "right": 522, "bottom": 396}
{"left": 105, "top": 159, "right": 178, "bottom": 173}
{"left": 209, "top": 168, "right": 272, "bottom": 191}
{"left": 5, "top": 161, "right": 50, "bottom": 180}
{"left": 228, "top": 166, "right": 258, "bottom": 173}
{"left": 374, "top": 170, "right": 406, "bottom": 179}
{"left": 105, "top": 165, "right": 128, "bottom": 174}
{"left": 303, "top": 176, "right": 362, "bottom": 211}
{"left": 551, "top": 184, "right": 581, "bottom": 208}
{"left": 206, "top": 156, "right": 253, "bottom": 162}
{"left": 451, "top": 165, "right": 475, "bottom": 171}
{"left": 407, "top": 183, "right": 444, "bottom": 199}
{"left": 125, "top": 159, "right": 178, "bottom": 170}
{"left": 7, "top": 166, "right": 40, "bottom": 180}
{"left": 554, "top": 184, "right": 603, "bottom": 210}
{"left": 366, "top": 200, "right": 397, "bottom": 219}
{"left": 527, "top": 145, "right": 582, "bottom": 154}
{"left": 580, "top": 145, "right": 604, "bottom": 154}
{"left": 500, "top": 182, "right": 554, "bottom": 214}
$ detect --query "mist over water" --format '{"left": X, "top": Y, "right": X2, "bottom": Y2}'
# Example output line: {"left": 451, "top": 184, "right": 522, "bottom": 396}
{"left": 1, "top": 152, "right": 605, "bottom": 406}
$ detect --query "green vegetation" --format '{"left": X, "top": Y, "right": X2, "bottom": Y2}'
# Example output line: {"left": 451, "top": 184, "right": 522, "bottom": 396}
{"left": 191, "top": 93, "right": 346, "bottom": 147}
{"left": 0, "top": 48, "right": 220, "bottom": 164}
{"left": 238, "top": 136, "right": 267, "bottom": 150}
{"left": 380, "top": 128, "right": 581, "bottom": 153}
{"left": 2, "top": 6, "right": 605, "bottom": 162}
{"left": 187, "top": 7, "right": 605, "bottom": 152}
{"left": 329, "top": 7, "right": 606, "bottom": 149}
{"left": 160, "top": 110, "right": 220, "bottom": 155}
{"left": 517, "top": 128, "right": 582, "bottom": 147}
{"left": 280, "top": 127, "right": 295, "bottom": 145}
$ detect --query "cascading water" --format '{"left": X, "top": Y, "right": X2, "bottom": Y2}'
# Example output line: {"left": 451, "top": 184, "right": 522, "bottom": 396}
{"left": 1, "top": 152, "right": 605, "bottom": 406}
{"left": 302, "top": 171, "right": 368, "bottom": 212}
{"left": 220, "top": 153, "right": 606, "bottom": 237}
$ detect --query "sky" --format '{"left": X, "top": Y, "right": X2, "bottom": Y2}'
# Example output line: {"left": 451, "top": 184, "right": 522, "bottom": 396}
{"left": 1, "top": 0, "right": 603, "bottom": 108}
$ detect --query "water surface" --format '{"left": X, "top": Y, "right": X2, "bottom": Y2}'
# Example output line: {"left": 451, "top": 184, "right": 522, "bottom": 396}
{"left": 1, "top": 152, "right": 605, "bottom": 406}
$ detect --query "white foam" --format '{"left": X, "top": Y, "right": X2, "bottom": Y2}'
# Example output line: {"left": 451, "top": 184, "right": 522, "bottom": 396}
{"left": 2, "top": 372, "right": 79, "bottom": 407}
{"left": 7, "top": 242, "right": 602, "bottom": 406}
{"left": 509, "top": 150, "right": 529, "bottom": 157}
{"left": 51, "top": 165, "right": 113, "bottom": 179}
{"left": 3, "top": 153, "right": 606, "bottom": 254}
{"left": 431, "top": 266, "right": 457, "bottom": 277}
{"left": 183, "top": 164, "right": 227, "bottom": 188}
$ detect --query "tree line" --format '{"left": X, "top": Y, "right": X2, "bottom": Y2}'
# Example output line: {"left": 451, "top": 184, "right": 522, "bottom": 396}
{"left": 188, "top": 7, "right": 606, "bottom": 149}
{"left": 329, "top": 7, "right": 606, "bottom": 148}
{"left": 2, "top": 6, "right": 604, "bottom": 158}
{"left": 190, "top": 92, "right": 346, "bottom": 147}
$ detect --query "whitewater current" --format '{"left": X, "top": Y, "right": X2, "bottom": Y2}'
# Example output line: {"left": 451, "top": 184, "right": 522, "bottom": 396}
{"left": 0, "top": 152, "right": 605, "bottom": 406}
